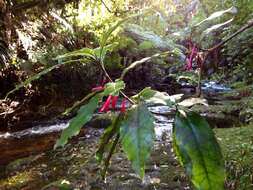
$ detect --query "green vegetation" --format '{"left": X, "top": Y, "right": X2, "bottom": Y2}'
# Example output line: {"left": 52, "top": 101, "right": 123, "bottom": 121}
{"left": 215, "top": 125, "right": 253, "bottom": 190}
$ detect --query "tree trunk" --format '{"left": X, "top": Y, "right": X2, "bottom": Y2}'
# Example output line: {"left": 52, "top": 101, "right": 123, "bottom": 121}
{"left": 0, "top": 0, "right": 10, "bottom": 67}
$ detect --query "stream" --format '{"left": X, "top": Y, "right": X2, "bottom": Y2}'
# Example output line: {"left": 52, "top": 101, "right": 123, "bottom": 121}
{"left": 0, "top": 81, "right": 244, "bottom": 189}
{"left": 0, "top": 107, "right": 174, "bottom": 165}
{"left": 0, "top": 81, "right": 235, "bottom": 166}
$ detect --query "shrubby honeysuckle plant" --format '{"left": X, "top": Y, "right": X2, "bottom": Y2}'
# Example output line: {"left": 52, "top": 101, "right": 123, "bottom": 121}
{"left": 5, "top": 13, "right": 227, "bottom": 190}
{"left": 52, "top": 18, "right": 225, "bottom": 190}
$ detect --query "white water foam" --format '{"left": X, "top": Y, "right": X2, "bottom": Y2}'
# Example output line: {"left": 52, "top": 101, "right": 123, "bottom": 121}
{"left": 0, "top": 121, "right": 69, "bottom": 139}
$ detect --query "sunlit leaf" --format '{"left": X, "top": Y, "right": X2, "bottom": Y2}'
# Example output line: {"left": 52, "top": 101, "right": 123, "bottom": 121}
{"left": 132, "top": 87, "right": 183, "bottom": 106}
{"left": 120, "top": 104, "right": 155, "bottom": 178}
{"left": 103, "top": 79, "right": 125, "bottom": 96}
{"left": 195, "top": 6, "right": 237, "bottom": 27}
{"left": 178, "top": 97, "right": 208, "bottom": 107}
{"left": 94, "top": 42, "right": 119, "bottom": 62}
{"left": 173, "top": 111, "right": 225, "bottom": 190}
{"left": 55, "top": 93, "right": 103, "bottom": 148}
{"left": 55, "top": 47, "right": 96, "bottom": 60}
{"left": 99, "top": 11, "right": 151, "bottom": 60}
{"left": 203, "top": 18, "right": 234, "bottom": 35}
{"left": 100, "top": 19, "right": 128, "bottom": 49}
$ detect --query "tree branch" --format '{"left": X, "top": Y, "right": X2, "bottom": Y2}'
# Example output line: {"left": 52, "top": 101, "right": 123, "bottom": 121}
{"left": 101, "top": 0, "right": 112, "bottom": 13}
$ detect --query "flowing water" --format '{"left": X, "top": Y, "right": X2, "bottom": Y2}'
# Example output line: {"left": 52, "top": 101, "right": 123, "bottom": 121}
{"left": 0, "top": 106, "right": 174, "bottom": 165}
{"left": 0, "top": 81, "right": 233, "bottom": 166}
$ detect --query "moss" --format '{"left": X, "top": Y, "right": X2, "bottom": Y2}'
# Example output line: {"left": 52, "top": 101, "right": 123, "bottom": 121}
{"left": 215, "top": 124, "right": 253, "bottom": 190}
{"left": 0, "top": 170, "right": 36, "bottom": 189}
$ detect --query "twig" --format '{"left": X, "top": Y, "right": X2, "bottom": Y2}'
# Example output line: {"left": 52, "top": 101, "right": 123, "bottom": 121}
{"left": 101, "top": 0, "right": 112, "bottom": 13}
{"left": 101, "top": 133, "right": 120, "bottom": 180}
{"left": 98, "top": 60, "right": 136, "bottom": 105}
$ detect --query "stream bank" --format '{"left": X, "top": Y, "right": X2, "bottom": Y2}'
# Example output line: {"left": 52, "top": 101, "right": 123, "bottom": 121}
{"left": 1, "top": 124, "right": 253, "bottom": 190}
{"left": 0, "top": 80, "right": 253, "bottom": 189}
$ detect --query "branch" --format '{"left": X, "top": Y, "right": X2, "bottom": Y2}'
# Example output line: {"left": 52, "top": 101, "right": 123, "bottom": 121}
{"left": 101, "top": 0, "right": 112, "bottom": 13}
{"left": 96, "top": 60, "right": 136, "bottom": 105}
{"left": 101, "top": 134, "right": 120, "bottom": 180}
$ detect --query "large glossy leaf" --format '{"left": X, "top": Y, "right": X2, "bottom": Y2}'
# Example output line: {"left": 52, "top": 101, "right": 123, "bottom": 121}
{"left": 132, "top": 87, "right": 183, "bottom": 106}
{"left": 173, "top": 111, "right": 225, "bottom": 190}
{"left": 55, "top": 47, "right": 96, "bottom": 60}
{"left": 120, "top": 104, "right": 155, "bottom": 178}
{"left": 55, "top": 93, "right": 103, "bottom": 148}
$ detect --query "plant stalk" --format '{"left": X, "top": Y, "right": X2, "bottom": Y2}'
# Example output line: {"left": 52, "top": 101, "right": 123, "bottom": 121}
{"left": 98, "top": 60, "right": 136, "bottom": 105}
{"left": 101, "top": 133, "right": 120, "bottom": 180}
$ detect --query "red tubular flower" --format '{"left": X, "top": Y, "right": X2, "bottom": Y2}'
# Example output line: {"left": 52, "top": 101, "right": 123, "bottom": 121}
{"left": 92, "top": 86, "right": 104, "bottom": 92}
{"left": 100, "top": 95, "right": 112, "bottom": 112}
{"left": 111, "top": 96, "right": 117, "bottom": 109}
{"left": 121, "top": 98, "right": 126, "bottom": 113}
{"left": 185, "top": 45, "right": 197, "bottom": 71}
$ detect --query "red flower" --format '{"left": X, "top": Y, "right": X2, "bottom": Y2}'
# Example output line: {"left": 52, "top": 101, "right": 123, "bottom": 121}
{"left": 111, "top": 96, "right": 117, "bottom": 109}
{"left": 121, "top": 98, "right": 126, "bottom": 113}
{"left": 92, "top": 77, "right": 108, "bottom": 92}
{"left": 99, "top": 96, "right": 126, "bottom": 113}
{"left": 92, "top": 86, "right": 104, "bottom": 92}
{"left": 94, "top": 78, "right": 127, "bottom": 113}
{"left": 185, "top": 44, "right": 197, "bottom": 71}
{"left": 100, "top": 95, "right": 112, "bottom": 112}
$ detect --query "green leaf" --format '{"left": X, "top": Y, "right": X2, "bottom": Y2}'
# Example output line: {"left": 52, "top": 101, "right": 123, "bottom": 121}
{"left": 63, "top": 91, "right": 96, "bottom": 116}
{"left": 96, "top": 113, "right": 123, "bottom": 163}
{"left": 100, "top": 18, "right": 130, "bottom": 49}
{"left": 5, "top": 64, "right": 62, "bottom": 98}
{"left": 120, "top": 104, "right": 155, "bottom": 178}
{"left": 99, "top": 11, "right": 151, "bottom": 60}
{"left": 103, "top": 79, "right": 125, "bottom": 96}
{"left": 55, "top": 93, "right": 103, "bottom": 148}
{"left": 132, "top": 87, "right": 183, "bottom": 106}
{"left": 203, "top": 18, "right": 234, "bottom": 35}
{"left": 55, "top": 47, "right": 96, "bottom": 60}
{"left": 178, "top": 97, "right": 208, "bottom": 107}
{"left": 195, "top": 6, "right": 237, "bottom": 27}
{"left": 173, "top": 111, "right": 225, "bottom": 190}
{"left": 138, "top": 41, "right": 154, "bottom": 50}
{"left": 94, "top": 42, "right": 119, "bottom": 62}
{"left": 120, "top": 51, "right": 170, "bottom": 79}
{"left": 6, "top": 56, "right": 91, "bottom": 99}
{"left": 99, "top": 18, "right": 130, "bottom": 61}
